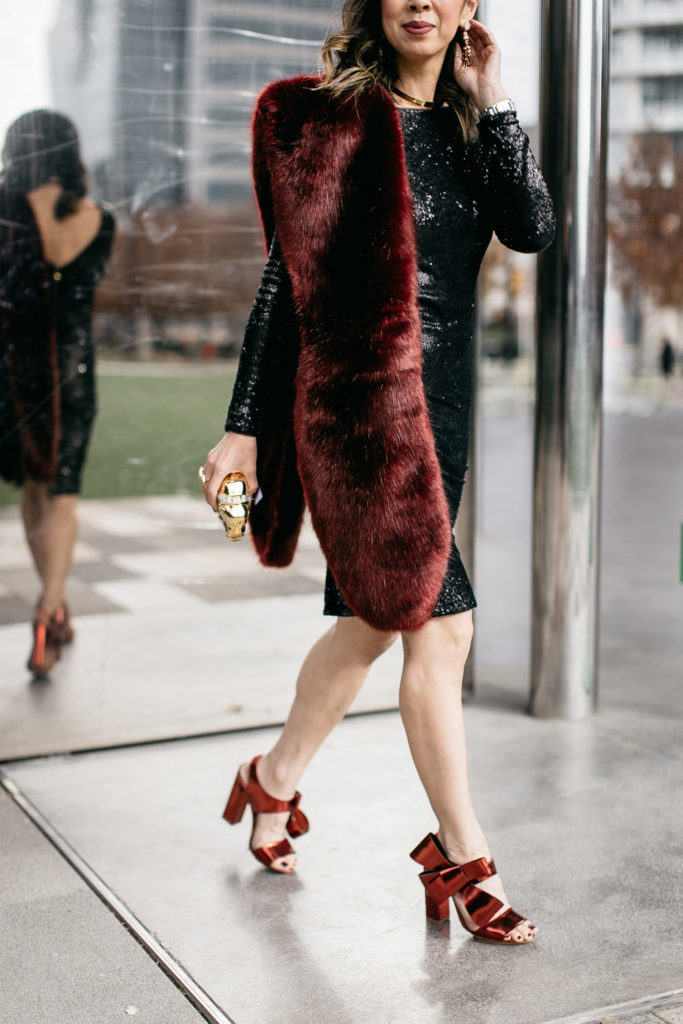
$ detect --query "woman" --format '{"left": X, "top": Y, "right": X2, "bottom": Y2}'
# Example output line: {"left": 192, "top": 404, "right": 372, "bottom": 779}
{"left": 201, "top": 0, "right": 554, "bottom": 945}
{"left": 0, "top": 110, "right": 115, "bottom": 676}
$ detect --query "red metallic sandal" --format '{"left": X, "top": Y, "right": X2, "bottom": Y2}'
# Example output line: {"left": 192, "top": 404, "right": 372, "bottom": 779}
{"left": 411, "top": 833, "right": 536, "bottom": 945}
{"left": 27, "top": 610, "right": 61, "bottom": 678}
{"left": 51, "top": 602, "right": 75, "bottom": 645}
{"left": 223, "top": 755, "right": 309, "bottom": 873}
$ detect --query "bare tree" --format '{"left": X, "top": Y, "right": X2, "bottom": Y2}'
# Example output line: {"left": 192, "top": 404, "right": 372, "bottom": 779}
{"left": 609, "top": 135, "right": 682, "bottom": 308}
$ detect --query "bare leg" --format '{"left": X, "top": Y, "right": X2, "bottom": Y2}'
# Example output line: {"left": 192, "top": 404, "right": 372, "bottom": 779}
{"left": 40, "top": 495, "right": 79, "bottom": 614}
{"left": 400, "top": 611, "right": 536, "bottom": 943}
{"left": 21, "top": 483, "right": 78, "bottom": 614}
{"left": 21, "top": 480, "right": 50, "bottom": 586}
{"left": 245, "top": 617, "right": 398, "bottom": 870}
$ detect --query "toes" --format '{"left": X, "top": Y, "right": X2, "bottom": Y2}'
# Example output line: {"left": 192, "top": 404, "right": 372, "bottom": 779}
{"left": 271, "top": 856, "right": 296, "bottom": 874}
{"left": 507, "top": 924, "right": 535, "bottom": 943}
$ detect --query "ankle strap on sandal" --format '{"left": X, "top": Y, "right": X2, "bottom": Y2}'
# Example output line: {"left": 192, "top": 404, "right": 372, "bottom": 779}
{"left": 246, "top": 757, "right": 309, "bottom": 837}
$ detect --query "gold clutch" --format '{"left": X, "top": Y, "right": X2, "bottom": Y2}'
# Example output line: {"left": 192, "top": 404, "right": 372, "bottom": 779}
{"left": 216, "top": 472, "right": 253, "bottom": 541}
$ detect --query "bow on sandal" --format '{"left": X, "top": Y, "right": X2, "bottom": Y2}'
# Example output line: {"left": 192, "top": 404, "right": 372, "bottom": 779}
{"left": 223, "top": 755, "right": 309, "bottom": 872}
{"left": 411, "top": 833, "right": 535, "bottom": 945}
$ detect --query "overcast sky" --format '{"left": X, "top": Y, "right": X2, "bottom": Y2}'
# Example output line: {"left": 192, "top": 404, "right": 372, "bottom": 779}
{"left": 0, "top": 0, "right": 59, "bottom": 145}
{"left": 0, "top": 0, "right": 540, "bottom": 150}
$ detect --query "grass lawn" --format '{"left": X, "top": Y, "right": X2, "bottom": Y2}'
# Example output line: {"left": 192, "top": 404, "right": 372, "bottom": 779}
{"left": 0, "top": 369, "right": 235, "bottom": 506}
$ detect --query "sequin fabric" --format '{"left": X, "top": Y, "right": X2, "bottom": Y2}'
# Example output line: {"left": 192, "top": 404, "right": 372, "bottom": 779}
{"left": 226, "top": 107, "right": 555, "bottom": 619}
{"left": 224, "top": 233, "right": 286, "bottom": 435}
{"left": 49, "top": 208, "right": 115, "bottom": 494}
{"left": 0, "top": 203, "right": 115, "bottom": 494}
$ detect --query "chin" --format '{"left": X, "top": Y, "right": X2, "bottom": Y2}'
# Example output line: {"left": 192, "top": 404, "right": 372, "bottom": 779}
{"left": 391, "top": 37, "right": 450, "bottom": 62}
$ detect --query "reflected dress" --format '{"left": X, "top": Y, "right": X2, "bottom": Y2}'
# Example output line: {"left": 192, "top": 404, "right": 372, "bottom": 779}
{"left": 225, "top": 107, "right": 555, "bottom": 619}
{"left": 0, "top": 196, "right": 115, "bottom": 495}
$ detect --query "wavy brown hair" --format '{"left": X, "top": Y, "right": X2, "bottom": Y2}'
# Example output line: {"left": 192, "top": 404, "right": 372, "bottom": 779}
{"left": 2, "top": 110, "right": 88, "bottom": 220}
{"left": 317, "top": 0, "right": 477, "bottom": 141}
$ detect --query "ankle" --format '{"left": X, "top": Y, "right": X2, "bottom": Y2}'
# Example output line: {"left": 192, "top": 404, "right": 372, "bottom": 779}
{"left": 256, "top": 753, "right": 300, "bottom": 801}
{"left": 437, "top": 826, "right": 490, "bottom": 866}
{"left": 40, "top": 594, "right": 63, "bottom": 618}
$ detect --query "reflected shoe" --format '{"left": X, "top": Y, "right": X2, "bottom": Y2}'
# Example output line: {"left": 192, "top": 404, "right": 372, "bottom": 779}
{"left": 411, "top": 833, "right": 536, "bottom": 945}
{"left": 27, "top": 610, "right": 62, "bottom": 678}
{"left": 51, "top": 602, "right": 75, "bottom": 645}
{"left": 223, "top": 755, "right": 309, "bottom": 873}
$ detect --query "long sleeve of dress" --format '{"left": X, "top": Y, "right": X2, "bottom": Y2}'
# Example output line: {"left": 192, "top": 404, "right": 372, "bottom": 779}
{"left": 470, "top": 110, "right": 556, "bottom": 253}
{"left": 225, "top": 231, "right": 290, "bottom": 436}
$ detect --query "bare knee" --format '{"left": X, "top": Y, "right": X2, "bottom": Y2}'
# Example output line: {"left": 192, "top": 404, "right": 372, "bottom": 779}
{"left": 21, "top": 482, "right": 51, "bottom": 536}
{"left": 402, "top": 612, "right": 474, "bottom": 671}
{"left": 332, "top": 616, "right": 399, "bottom": 665}
{"left": 52, "top": 494, "right": 79, "bottom": 517}
{"left": 22, "top": 480, "right": 49, "bottom": 515}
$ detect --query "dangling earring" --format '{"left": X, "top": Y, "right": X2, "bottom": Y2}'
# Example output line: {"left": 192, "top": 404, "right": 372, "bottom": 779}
{"left": 461, "top": 22, "right": 472, "bottom": 68}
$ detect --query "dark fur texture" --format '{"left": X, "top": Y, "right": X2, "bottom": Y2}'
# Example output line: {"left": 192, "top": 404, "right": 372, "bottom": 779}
{"left": 249, "top": 76, "right": 452, "bottom": 631}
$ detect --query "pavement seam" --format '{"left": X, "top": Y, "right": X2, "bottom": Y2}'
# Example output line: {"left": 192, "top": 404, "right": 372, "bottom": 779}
{"left": 0, "top": 704, "right": 402, "bottom": 766}
{"left": 0, "top": 770, "right": 238, "bottom": 1024}
{"left": 538, "top": 991, "right": 683, "bottom": 1024}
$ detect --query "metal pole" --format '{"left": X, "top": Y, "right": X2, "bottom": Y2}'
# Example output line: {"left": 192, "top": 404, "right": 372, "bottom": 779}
{"left": 456, "top": 0, "right": 489, "bottom": 700}
{"left": 457, "top": 297, "right": 479, "bottom": 699}
{"left": 530, "top": 0, "right": 611, "bottom": 718}
{"left": 457, "top": 0, "right": 487, "bottom": 700}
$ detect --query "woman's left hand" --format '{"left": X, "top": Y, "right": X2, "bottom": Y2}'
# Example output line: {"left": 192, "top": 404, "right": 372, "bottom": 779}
{"left": 454, "top": 19, "right": 508, "bottom": 112}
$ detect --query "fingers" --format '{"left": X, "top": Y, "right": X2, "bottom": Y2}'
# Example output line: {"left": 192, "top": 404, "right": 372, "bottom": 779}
{"left": 199, "top": 464, "right": 218, "bottom": 512}
{"left": 200, "top": 433, "right": 259, "bottom": 512}
{"left": 467, "top": 19, "right": 499, "bottom": 50}
{"left": 468, "top": 19, "right": 494, "bottom": 38}
{"left": 208, "top": 473, "right": 223, "bottom": 513}
{"left": 199, "top": 462, "right": 258, "bottom": 512}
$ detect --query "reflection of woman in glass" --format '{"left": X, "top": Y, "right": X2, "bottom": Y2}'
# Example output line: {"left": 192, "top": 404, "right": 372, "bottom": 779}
{"left": 0, "top": 110, "right": 115, "bottom": 676}
{"left": 202, "top": 0, "right": 554, "bottom": 943}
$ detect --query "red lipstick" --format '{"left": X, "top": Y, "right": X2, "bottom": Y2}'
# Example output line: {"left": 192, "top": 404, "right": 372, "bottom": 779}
{"left": 402, "top": 21, "right": 435, "bottom": 36}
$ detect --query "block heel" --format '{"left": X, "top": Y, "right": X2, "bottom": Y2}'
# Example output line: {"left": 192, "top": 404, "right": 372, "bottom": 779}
{"left": 425, "top": 892, "right": 450, "bottom": 922}
{"left": 27, "top": 610, "right": 61, "bottom": 678}
{"left": 222, "top": 773, "right": 248, "bottom": 824}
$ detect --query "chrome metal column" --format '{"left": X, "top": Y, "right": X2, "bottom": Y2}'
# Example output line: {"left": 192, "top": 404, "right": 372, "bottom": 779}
{"left": 456, "top": 297, "right": 479, "bottom": 699}
{"left": 530, "top": 0, "right": 611, "bottom": 718}
{"left": 457, "top": 0, "right": 487, "bottom": 699}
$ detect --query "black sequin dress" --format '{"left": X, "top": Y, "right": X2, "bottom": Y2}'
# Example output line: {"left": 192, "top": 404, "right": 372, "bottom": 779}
{"left": 47, "top": 207, "right": 116, "bottom": 495}
{"left": 0, "top": 199, "right": 115, "bottom": 495}
{"left": 226, "top": 108, "right": 555, "bottom": 619}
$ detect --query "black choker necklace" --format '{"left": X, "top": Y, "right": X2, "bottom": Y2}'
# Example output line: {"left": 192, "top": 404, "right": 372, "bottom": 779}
{"left": 391, "top": 84, "right": 435, "bottom": 109}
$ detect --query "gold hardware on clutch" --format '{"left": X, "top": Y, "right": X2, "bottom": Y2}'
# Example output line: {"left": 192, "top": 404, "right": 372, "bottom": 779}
{"left": 217, "top": 472, "right": 253, "bottom": 541}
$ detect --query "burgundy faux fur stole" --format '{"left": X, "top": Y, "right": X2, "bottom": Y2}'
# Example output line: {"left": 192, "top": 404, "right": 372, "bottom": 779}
{"left": 0, "top": 189, "right": 60, "bottom": 484}
{"left": 248, "top": 75, "right": 452, "bottom": 632}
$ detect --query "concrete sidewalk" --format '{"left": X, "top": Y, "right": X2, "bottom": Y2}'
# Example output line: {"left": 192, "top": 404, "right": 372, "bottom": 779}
{"left": 1, "top": 404, "right": 682, "bottom": 1024}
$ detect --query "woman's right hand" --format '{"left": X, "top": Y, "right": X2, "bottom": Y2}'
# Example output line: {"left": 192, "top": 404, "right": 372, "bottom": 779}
{"left": 200, "top": 431, "right": 258, "bottom": 512}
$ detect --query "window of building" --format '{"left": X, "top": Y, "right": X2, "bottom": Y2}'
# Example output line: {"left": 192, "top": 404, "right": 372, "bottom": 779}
{"left": 642, "top": 76, "right": 683, "bottom": 107}
{"left": 204, "top": 107, "right": 244, "bottom": 124}
{"left": 643, "top": 29, "right": 683, "bottom": 53}
{"left": 207, "top": 181, "right": 239, "bottom": 203}
{"left": 611, "top": 31, "right": 626, "bottom": 61}
{"left": 204, "top": 148, "right": 245, "bottom": 167}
